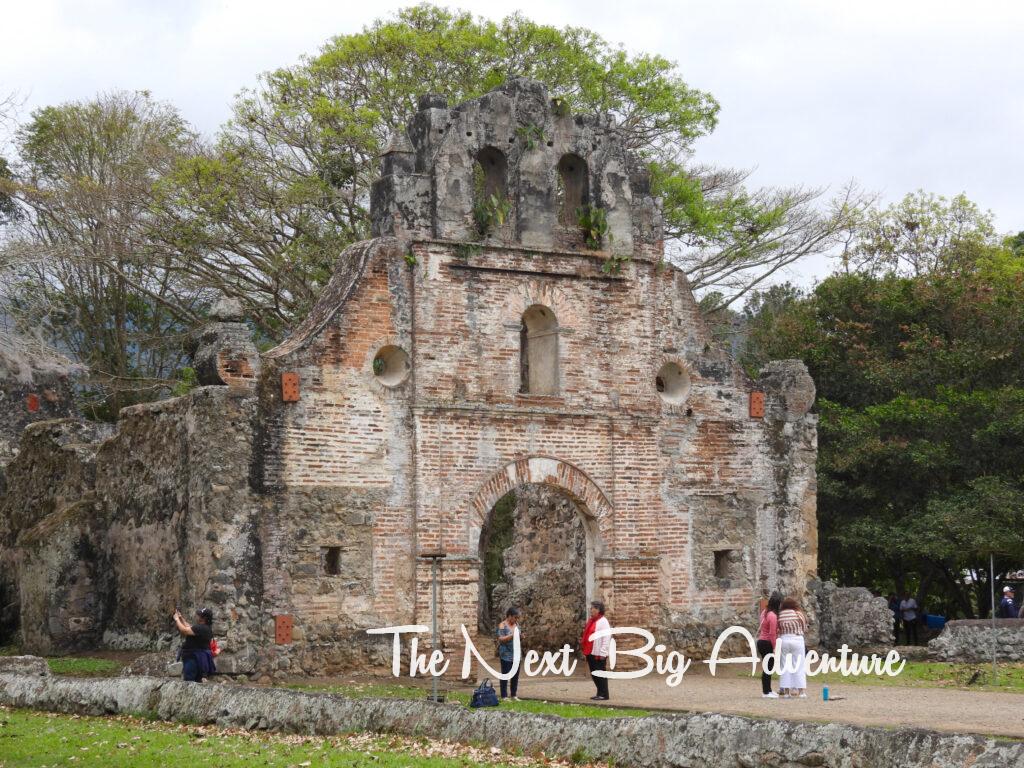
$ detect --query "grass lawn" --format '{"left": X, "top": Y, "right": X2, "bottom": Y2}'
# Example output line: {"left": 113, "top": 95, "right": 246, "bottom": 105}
{"left": 285, "top": 680, "right": 650, "bottom": 719}
{"left": 43, "top": 658, "right": 124, "bottom": 678}
{"left": 1, "top": 645, "right": 123, "bottom": 678}
{"left": 737, "top": 660, "right": 1024, "bottom": 693}
{"left": 0, "top": 707, "right": 605, "bottom": 768}
{"left": 814, "top": 660, "right": 1024, "bottom": 693}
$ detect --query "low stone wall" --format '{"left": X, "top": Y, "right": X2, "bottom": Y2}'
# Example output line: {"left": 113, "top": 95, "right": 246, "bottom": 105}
{"left": 1, "top": 673, "right": 1020, "bottom": 767}
{"left": 809, "top": 579, "right": 894, "bottom": 651}
{"left": 928, "top": 619, "right": 1024, "bottom": 662}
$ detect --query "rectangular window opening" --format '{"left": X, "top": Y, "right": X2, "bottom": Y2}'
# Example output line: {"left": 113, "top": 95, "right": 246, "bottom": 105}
{"left": 714, "top": 549, "right": 736, "bottom": 580}
{"left": 322, "top": 546, "right": 341, "bottom": 576}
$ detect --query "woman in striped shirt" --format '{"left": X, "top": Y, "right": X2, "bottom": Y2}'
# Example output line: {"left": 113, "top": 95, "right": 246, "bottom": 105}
{"left": 777, "top": 597, "right": 808, "bottom": 698}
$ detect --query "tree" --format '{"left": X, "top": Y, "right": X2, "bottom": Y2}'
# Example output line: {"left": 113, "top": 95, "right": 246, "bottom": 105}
{"left": 154, "top": 5, "right": 865, "bottom": 335}
{"left": 744, "top": 225, "right": 1024, "bottom": 617}
{"left": 3, "top": 91, "right": 205, "bottom": 418}
{"left": 842, "top": 190, "right": 998, "bottom": 277}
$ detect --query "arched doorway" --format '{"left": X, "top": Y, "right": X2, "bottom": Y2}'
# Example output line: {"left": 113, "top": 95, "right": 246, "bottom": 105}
{"left": 479, "top": 484, "right": 588, "bottom": 651}
{"left": 469, "top": 456, "right": 612, "bottom": 652}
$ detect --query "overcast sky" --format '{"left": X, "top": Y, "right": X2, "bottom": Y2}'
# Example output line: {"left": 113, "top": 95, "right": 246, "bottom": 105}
{"left": 3, "top": 0, "right": 1022, "bottom": 285}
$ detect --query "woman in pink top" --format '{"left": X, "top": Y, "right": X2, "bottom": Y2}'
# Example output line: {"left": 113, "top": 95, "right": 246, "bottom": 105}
{"left": 756, "top": 592, "right": 782, "bottom": 698}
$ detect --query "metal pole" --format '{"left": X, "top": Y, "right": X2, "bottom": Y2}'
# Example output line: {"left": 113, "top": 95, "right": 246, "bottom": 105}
{"left": 431, "top": 555, "right": 439, "bottom": 703}
{"left": 991, "top": 552, "right": 997, "bottom": 685}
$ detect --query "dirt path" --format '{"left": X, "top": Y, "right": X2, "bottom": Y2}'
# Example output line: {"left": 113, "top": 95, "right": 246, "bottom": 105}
{"left": 509, "top": 666, "right": 1024, "bottom": 738}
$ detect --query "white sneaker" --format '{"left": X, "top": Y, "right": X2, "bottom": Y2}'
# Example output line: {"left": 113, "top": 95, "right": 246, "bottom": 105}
{"left": 762, "top": 692, "right": 779, "bottom": 698}
{"left": 512, "top": 696, "right": 522, "bottom": 701}
{"left": 798, "top": 693, "right": 807, "bottom": 698}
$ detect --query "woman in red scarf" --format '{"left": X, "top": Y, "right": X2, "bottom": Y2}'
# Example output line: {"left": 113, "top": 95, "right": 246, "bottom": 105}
{"left": 581, "top": 601, "right": 611, "bottom": 700}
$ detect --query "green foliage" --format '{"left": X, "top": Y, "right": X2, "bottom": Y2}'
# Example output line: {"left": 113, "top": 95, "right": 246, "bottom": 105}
{"left": 404, "top": 250, "right": 418, "bottom": 267}
{"left": 481, "top": 491, "right": 516, "bottom": 605}
{"left": 171, "top": 366, "right": 198, "bottom": 397}
{"left": 4, "top": 91, "right": 204, "bottom": 419}
{"left": 515, "top": 123, "right": 545, "bottom": 150}
{"left": 454, "top": 243, "right": 482, "bottom": 260}
{"left": 844, "top": 190, "right": 998, "bottom": 277}
{"left": 576, "top": 205, "right": 609, "bottom": 250}
{"left": 161, "top": 4, "right": 721, "bottom": 331}
{"left": 372, "top": 355, "right": 386, "bottom": 375}
{"left": 570, "top": 747, "right": 593, "bottom": 765}
{"left": 743, "top": 231, "right": 1024, "bottom": 616}
{"left": 0, "top": 155, "right": 21, "bottom": 225}
{"left": 473, "top": 192, "right": 512, "bottom": 237}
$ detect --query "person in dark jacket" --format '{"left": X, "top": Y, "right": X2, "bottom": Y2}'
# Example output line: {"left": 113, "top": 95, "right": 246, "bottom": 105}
{"left": 173, "top": 607, "right": 216, "bottom": 682}
{"left": 998, "top": 586, "right": 1019, "bottom": 619}
{"left": 887, "top": 594, "right": 901, "bottom": 641}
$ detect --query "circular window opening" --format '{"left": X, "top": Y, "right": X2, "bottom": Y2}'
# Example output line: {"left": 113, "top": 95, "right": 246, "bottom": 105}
{"left": 656, "top": 362, "right": 691, "bottom": 405}
{"left": 372, "top": 345, "right": 410, "bottom": 387}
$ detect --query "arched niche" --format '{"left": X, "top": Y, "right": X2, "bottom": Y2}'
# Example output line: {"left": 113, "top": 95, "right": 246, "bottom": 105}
{"left": 519, "top": 304, "right": 559, "bottom": 396}
{"left": 555, "top": 153, "right": 589, "bottom": 224}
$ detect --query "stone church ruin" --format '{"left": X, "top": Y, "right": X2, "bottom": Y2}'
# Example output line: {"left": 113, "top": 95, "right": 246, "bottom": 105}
{"left": 0, "top": 78, "right": 821, "bottom": 676}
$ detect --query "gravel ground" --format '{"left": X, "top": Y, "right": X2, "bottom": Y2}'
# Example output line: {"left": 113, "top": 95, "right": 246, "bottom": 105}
{"left": 509, "top": 665, "right": 1024, "bottom": 738}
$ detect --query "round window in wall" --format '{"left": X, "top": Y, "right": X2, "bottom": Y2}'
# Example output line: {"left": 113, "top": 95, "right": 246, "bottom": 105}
{"left": 655, "top": 362, "right": 691, "bottom": 405}
{"left": 372, "top": 345, "right": 410, "bottom": 387}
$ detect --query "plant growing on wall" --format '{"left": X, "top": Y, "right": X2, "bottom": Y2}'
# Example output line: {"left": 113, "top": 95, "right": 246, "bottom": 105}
{"left": 576, "top": 205, "right": 610, "bottom": 250}
{"left": 372, "top": 355, "right": 386, "bottom": 375}
{"left": 515, "top": 123, "right": 545, "bottom": 151}
{"left": 473, "top": 193, "right": 512, "bottom": 237}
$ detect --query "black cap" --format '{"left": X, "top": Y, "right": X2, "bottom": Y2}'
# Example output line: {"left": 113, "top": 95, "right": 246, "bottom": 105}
{"left": 197, "top": 608, "right": 214, "bottom": 623}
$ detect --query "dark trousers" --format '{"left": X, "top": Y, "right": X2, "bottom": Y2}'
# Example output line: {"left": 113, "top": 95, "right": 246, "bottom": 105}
{"left": 904, "top": 619, "right": 918, "bottom": 645}
{"left": 182, "top": 655, "right": 201, "bottom": 682}
{"left": 756, "top": 639, "right": 774, "bottom": 695}
{"left": 586, "top": 654, "right": 609, "bottom": 699}
{"left": 500, "top": 658, "right": 519, "bottom": 698}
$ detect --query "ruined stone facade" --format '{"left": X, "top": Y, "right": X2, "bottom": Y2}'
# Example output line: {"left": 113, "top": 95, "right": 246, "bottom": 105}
{"left": 0, "top": 79, "right": 819, "bottom": 673}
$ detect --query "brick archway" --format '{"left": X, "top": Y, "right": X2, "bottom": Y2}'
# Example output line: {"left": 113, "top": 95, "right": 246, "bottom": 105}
{"left": 469, "top": 455, "right": 614, "bottom": 532}
{"left": 469, "top": 456, "right": 613, "bottom": 617}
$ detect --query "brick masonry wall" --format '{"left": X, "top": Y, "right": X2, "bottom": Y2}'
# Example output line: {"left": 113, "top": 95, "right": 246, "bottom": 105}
{"left": 256, "top": 233, "right": 818, "bottom": 664}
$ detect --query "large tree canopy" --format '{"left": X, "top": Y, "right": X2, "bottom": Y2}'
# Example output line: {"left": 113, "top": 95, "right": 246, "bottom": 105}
{"left": 155, "top": 4, "right": 865, "bottom": 334}
{"left": 743, "top": 221, "right": 1024, "bottom": 617}
{"left": 3, "top": 91, "right": 204, "bottom": 418}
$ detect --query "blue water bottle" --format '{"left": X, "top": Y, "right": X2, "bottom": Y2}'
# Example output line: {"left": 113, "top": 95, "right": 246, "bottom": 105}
{"left": 823, "top": 686, "right": 829, "bottom": 701}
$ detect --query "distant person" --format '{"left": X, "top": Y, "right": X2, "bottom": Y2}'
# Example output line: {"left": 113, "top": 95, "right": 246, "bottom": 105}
{"left": 581, "top": 601, "right": 611, "bottom": 701}
{"left": 899, "top": 593, "right": 919, "bottom": 645}
{"left": 998, "top": 586, "right": 1019, "bottom": 619}
{"left": 777, "top": 597, "right": 808, "bottom": 698}
{"left": 757, "top": 592, "right": 782, "bottom": 698}
{"left": 173, "top": 607, "right": 215, "bottom": 683}
{"left": 887, "top": 593, "right": 901, "bottom": 641}
{"left": 496, "top": 606, "right": 523, "bottom": 700}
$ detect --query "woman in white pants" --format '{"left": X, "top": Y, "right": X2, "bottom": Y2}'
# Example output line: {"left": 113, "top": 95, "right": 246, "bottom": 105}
{"left": 776, "top": 597, "right": 808, "bottom": 698}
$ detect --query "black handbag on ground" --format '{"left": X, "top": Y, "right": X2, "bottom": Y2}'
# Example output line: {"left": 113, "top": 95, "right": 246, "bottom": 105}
{"left": 469, "top": 679, "right": 500, "bottom": 708}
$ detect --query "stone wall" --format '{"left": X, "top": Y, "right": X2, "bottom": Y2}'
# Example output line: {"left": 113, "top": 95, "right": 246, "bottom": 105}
{"left": 1, "top": 672, "right": 1021, "bottom": 768}
{"left": 810, "top": 579, "right": 894, "bottom": 651}
{"left": 928, "top": 618, "right": 1024, "bottom": 662}
{"left": 1, "top": 388, "right": 262, "bottom": 668}
{"left": 2, "top": 79, "right": 823, "bottom": 674}
{"left": 0, "top": 334, "right": 79, "bottom": 475}
{"left": 485, "top": 485, "right": 587, "bottom": 652}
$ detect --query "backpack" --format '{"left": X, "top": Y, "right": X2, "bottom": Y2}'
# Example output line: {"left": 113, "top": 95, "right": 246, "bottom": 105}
{"left": 469, "top": 679, "right": 500, "bottom": 708}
